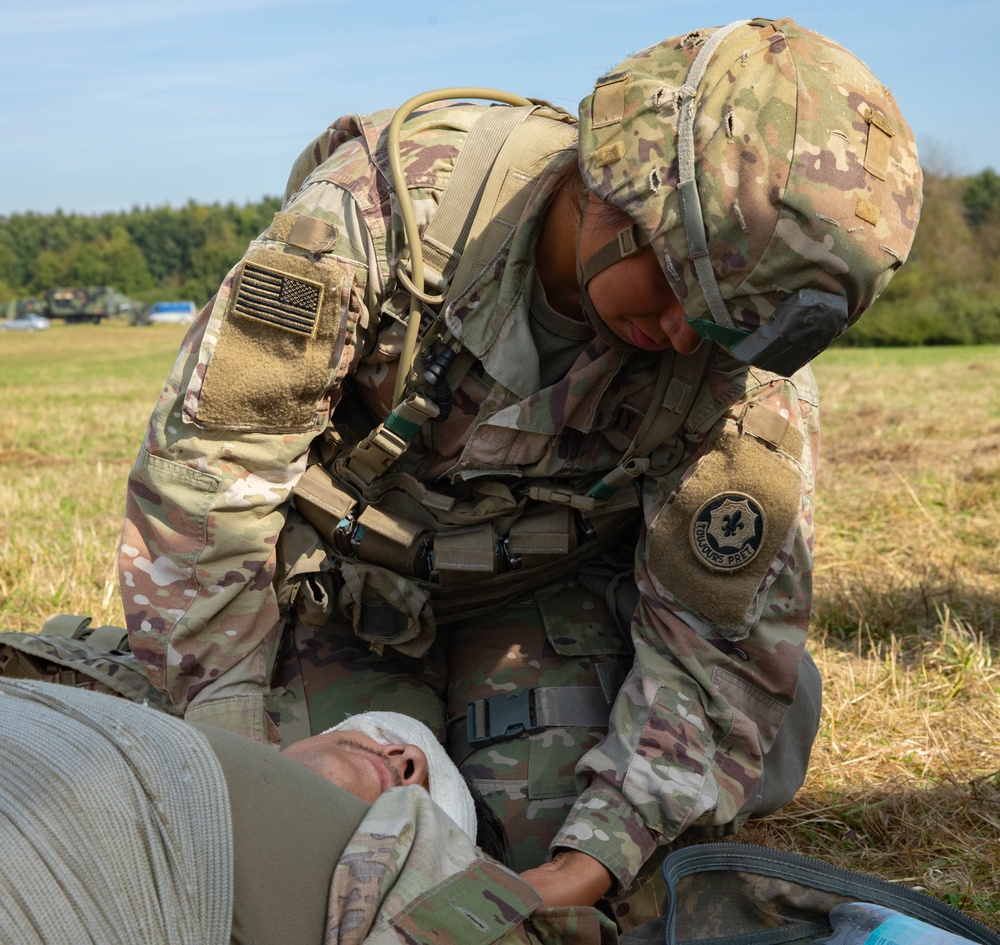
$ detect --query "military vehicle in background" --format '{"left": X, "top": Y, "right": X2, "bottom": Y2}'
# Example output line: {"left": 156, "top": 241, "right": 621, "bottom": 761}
{"left": 0, "top": 297, "right": 47, "bottom": 322}
{"left": 1, "top": 287, "right": 137, "bottom": 326}
{"left": 44, "top": 287, "right": 131, "bottom": 324}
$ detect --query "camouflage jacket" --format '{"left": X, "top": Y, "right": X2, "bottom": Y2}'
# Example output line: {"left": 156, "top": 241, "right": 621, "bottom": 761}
{"left": 120, "top": 103, "right": 820, "bottom": 890}
{"left": 330, "top": 786, "right": 615, "bottom": 945}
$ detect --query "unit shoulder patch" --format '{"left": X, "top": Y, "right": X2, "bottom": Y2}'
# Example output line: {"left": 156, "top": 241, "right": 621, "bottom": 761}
{"left": 646, "top": 430, "right": 803, "bottom": 636}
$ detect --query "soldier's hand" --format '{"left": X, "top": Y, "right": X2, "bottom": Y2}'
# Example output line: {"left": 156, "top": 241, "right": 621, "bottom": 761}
{"left": 519, "top": 850, "right": 612, "bottom": 907}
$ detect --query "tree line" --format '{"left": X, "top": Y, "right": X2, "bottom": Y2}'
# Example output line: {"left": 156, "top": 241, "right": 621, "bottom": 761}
{"left": 846, "top": 167, "right": 1000, "bottom": 346}
{"left": 0, "top": 198, "right": 281, "bottom": 312}
{"left": 1, "top": 169, "right": 999, "bottom": 345}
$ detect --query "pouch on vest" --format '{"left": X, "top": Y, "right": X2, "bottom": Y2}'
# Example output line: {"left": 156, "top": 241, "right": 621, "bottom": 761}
{"left": 617, "top": 843, "right": 1000, "bottom": 945}
{"left": 337, "top": 558, "right": 435, "bottom": 658}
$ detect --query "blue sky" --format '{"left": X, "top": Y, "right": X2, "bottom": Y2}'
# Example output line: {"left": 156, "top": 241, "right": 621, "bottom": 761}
{"left": 2, "top": 0, "right": 994, "bottom": 216}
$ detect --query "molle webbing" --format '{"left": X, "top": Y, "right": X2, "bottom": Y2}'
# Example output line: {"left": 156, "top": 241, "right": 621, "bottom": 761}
{"left": 291, "top": 461, "right": 640, "bottom": 621}
{"left": 344, "top": 392, "right": 441, "bottom": 489}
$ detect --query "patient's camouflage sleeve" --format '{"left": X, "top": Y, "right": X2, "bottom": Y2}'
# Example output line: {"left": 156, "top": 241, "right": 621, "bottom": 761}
{"left": 331, "top": 786, "right": 616, "bottom": 945}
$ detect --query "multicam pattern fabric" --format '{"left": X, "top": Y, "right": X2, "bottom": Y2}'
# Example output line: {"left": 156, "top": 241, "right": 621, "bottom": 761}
{"left": 122, "top": 31, "right": 839, "bottom": 896}
{"left": 579, "top": 17, "right": 923, "bottom": 341}
{"left": 327, "top": 786, "right": 615, "bottom": 945}
{"left": 0, "top": 626, "right": 176, "bottom": 713}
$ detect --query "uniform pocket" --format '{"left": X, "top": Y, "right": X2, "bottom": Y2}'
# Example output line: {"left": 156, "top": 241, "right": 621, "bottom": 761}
{"left": 337, "top": 559, "right": 436, "bottom": 658}
{"left": 537, "top": 580, "right": 633, "bottom": 658}
{"left": 121, "top": 448, "right": 220, "bottom": 691}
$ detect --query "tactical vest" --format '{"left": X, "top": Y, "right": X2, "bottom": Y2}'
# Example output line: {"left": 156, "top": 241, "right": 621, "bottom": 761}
{"left": 275, "top": 101, "right": 716, "bottom": 643}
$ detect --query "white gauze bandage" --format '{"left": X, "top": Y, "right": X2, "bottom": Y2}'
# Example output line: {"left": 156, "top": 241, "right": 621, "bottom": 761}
{"left": 324, "top": 711, "right": 477, "bottom": 841}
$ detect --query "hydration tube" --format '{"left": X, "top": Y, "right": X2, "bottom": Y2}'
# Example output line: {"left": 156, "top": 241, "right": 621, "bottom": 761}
{"left": 387, "top": 87, "right": 532, "bottom": 405}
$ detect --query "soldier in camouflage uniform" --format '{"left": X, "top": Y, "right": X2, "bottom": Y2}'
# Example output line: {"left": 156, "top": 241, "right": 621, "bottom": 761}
{"left": 113, "top": 17, "right": 920, "bottom": 917}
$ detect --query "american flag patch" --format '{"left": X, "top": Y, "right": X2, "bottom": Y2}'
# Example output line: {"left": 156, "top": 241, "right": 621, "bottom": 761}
{"left": 233, "top": 262, "right": 323, "bottom": 335}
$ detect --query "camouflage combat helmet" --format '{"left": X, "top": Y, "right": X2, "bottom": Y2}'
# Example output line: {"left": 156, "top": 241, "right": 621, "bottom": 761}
{"left": 577, "top": 17, "right": 923, "bottom": 374}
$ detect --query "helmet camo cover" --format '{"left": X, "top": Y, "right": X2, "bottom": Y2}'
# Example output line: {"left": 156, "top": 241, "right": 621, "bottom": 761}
{"left": 578, "top": 17, "right": 923, "bottom": 373}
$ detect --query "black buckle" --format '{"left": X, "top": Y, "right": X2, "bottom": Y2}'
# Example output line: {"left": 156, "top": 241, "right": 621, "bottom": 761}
{"left": 467, "top": 688, "right": 543, "bottom": 748}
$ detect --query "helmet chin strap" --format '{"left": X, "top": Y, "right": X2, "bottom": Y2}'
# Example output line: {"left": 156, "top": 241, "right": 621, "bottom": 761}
{"left": 576, "top": 218, "right": 651, "bottom": 352}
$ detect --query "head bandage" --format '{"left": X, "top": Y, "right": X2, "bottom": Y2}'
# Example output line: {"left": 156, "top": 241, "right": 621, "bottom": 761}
{"left": 324, "top": 711, "right": 477, "bottom": 841}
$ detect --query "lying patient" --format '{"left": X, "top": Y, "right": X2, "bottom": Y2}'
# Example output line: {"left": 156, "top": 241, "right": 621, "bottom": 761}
{"left": 0, "top": 680, "right": 583, "bottom": 945}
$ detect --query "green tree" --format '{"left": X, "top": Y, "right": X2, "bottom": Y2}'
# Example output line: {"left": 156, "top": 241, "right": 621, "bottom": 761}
{"left": 68, "top": 227, "right": 154, "bottom": 294}
{"left": 962, "top": 168, "right": 1000, "bottom": 228}
{"left": 0, "top": 243, "right": 24, "bottom": 295}
{"left": 30, "top": 249, "right": 75, "bottom": 294}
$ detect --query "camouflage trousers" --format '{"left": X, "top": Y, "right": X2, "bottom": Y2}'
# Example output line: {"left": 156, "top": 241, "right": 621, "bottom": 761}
{"left": 271, "top": 562, "right": 821, "bottom": 927}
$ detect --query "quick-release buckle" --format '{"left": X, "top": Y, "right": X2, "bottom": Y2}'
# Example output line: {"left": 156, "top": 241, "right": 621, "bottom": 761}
{"left": 466, "top": 688, "right": 543, "bottom": 748}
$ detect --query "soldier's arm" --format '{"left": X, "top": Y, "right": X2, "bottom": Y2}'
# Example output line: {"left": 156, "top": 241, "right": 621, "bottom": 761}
{"left": 519, "top": 850, "right": 612, "bottom": 907}
{"left": 119, "top": 180, "right": 375, "bottom": 743}
{"left": 550, "top": 372, "right": 820, "bottom": 891}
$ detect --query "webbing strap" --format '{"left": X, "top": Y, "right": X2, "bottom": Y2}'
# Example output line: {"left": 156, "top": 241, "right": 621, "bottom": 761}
{"left": 417, "top": 104, "right": 538, "bottom": 294}
{"left": 676, "top": 20, "right": 750, "bottom": 330}
{"left": 588, "top": 341, "right": 716, "bottom": 499}
{"left": 344, "top": 391, "right": 440, "bottom": 488}
{"left": 629, "top": 341, "right": 717, "bottom": 460}
{"left": 452, "top": 680, "right": 625, "bottom": 765}
{"left": 579, "top": 222, "right": 650, "bottom": 287}
{"left": 438, "top": 106, "right": 577, "bottom": 314}
{"left": 535, "top": 686, "right": 615, "bottom": 728}
{"left": 352, "top": 103, "right": 578, "bottom": 480}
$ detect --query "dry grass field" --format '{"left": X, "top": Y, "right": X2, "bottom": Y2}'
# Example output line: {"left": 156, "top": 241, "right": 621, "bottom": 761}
{"left": 2, "top": 324, "right": 999, "bottom": 925}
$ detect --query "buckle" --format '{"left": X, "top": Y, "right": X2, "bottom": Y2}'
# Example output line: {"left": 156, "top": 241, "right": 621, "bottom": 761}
{"left": 466, "top": 688, "right": 542, "bottom": 748}
{"left": 616, "top": 223, "right": 642, "bottom": 259}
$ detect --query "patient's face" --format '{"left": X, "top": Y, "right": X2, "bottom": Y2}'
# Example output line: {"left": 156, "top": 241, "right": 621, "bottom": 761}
{"left": 282, "top": 730, "right": 429, "bottom": 802}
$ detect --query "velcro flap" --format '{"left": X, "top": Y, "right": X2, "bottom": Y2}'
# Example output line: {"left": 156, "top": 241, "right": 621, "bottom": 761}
{"left": 592, "top": 72, "right": 628, "bottom": 128}
{"left": 358, "top": 505, "right": 425, "bottom": 548}
{"left": 434, "top": 524, "right": 497, "bottom": 586}
{"left": 863, "top": 108, "right": 894, "bottom": 181}
{"left": 293, "top": 464, "right": 356, "bottom": 521}
{"left": 646, "top": 431, "right": 802, "bottom": 636}
{"left": 739, "top": 403, "right": 789, "bottom": 448}
{"left": 267, "top": 211, "right": 339, "bottom": 253}
{"left": 508, "top": 506, "right": 575, "bottom": 560}
{"left": 195, "top": 246, "right": 342, "bottom": 432}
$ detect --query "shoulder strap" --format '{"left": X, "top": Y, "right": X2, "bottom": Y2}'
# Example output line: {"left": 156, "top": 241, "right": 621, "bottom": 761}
{"left": 531, "top": 342, "right": 717, "bottom": 511}
{"left": 416, "top": 103, "right": 577, "bottom": 306}
{"left": 346, "top": 102, "right": 577, "bottom": 486}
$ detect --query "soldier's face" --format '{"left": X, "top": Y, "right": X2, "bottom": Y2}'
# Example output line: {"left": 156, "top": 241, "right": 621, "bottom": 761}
{"left": 282, "top": 730, "right": 430, "bottom": 802}
{"left": 579, "top": 197, "right": 702, "bottom": 354}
